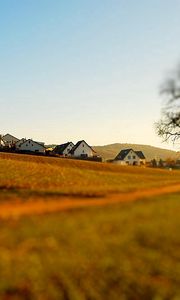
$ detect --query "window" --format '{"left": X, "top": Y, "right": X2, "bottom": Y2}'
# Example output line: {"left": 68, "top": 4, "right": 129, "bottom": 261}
{"left": 128, "top": 156, "right": 131, "bottom": 159}
{"left": 133, "top": 156, "right": 136, "bottom": 159}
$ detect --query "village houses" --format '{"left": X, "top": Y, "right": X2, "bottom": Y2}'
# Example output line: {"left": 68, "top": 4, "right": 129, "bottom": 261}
{"left": 2, "top": 133, "right": 19, "bottom": 147}
{"left": 53, "top": 142, "right": 74, "bottom": 156}
{"left": 0, "top": 133, "right": 151, "bottom": 165}
{"left": 0, "top": 134, "right": 97, "bottom": 159}
{"left": 53, "top": 140, "right": 97, "bottom": 158}
{"left": 69, "top": 140, "right": 96, "bottom": 158}
{"left": 114, "top": 148, "right": 146, "bottom": 165}
{"left": 1, "top": 134, "right": 46, "bottom": 154}
{"left": 16, "top": 139, "right": 46, "bottom": 154}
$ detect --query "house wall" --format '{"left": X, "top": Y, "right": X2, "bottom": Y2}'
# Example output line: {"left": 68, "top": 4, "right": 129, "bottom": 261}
{"left": 124, "top": 150, "right": 141, "bottom": 165}
{"left": 73, "top": 142, "right": 94, "bottom": 157}
{"left": 19, "top": 140, "right": 45, "bottom": 153}
{"left": 0, "top": 140, "right": 5, "bottom": 147}
{"left": 16, "top": 139, "right": 27, "bottom": 149}
{"left": 139, "top": 159, "right": 146, "bottom": 165}
{"left": 63, "top": 143, "right": 74, "bottom": 155}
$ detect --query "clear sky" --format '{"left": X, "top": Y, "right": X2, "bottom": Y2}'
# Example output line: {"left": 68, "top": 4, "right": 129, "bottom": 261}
{"left": 1, "top": 0, "right": 180, "bottom": 149}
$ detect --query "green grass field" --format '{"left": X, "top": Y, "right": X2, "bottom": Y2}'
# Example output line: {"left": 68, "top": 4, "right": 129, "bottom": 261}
{"left": 0, "top": 153, "right": 180, "bottom": 299}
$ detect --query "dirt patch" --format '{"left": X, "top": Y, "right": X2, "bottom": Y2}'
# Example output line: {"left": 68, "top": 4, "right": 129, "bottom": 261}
{"left": 0, "top": 183, "right": 180, "bottom": 219}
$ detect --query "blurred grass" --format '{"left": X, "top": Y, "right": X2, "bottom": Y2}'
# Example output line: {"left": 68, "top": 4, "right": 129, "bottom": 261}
{"left": 0, "top": 193, "right": 179, "bottom": 299}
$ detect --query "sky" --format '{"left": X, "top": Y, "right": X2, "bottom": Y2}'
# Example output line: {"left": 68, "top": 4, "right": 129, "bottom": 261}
{"left": 1, "top": 0, "right": 180, "bottom": 149}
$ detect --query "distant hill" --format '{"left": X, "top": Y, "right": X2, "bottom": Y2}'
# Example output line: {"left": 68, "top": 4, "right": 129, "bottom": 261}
{"left": 93, "top": 143, "right": 179, "bottom": 161}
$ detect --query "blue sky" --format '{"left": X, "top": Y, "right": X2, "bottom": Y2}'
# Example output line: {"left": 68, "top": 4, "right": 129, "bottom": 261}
{"left": 1, "top": 0, "right": 180, "bottom": 149}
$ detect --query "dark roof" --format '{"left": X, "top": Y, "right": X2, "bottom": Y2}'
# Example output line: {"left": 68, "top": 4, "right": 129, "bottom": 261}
{"left": 53, "top": 142, "right": 73, "bottom": 155}
{"left": 115, "top": 149, "right": 132, "bottom": 160}
{"left": 69, "top": 140, "right": 96, "bottom": 154}
{"left": 15, "top": 138, "right": 26, "bottom": 145}
{"left": 135, "top": 151, "right": 146, "bottom": 159}
{"left": 115, "top": 148, "right": 146, "bottom": 160}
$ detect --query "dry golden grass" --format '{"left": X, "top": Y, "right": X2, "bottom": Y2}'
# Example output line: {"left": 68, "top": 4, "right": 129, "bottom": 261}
{"left": 0, "top": 152, "right": 180, "bottom": 217}
{"left": 0, "top": 152, "right": 180, "bottom": 299}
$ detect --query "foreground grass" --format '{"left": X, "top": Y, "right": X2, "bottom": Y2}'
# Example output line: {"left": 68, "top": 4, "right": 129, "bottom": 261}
{"left": 0, "top": 152, "right": 180, "bottom": 201}
{"left": 0, "top": 193, "right": 180, "bottom": 299}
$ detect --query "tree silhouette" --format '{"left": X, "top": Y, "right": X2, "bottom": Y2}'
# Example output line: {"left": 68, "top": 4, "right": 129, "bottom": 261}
{"left": 156, "top": 66, "right": 180, "bottom": 143}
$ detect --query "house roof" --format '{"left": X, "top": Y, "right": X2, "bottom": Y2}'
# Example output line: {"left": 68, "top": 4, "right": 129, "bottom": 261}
{"left": 135, "top": 151, "right": 146, "bottom": 159}
{"left": 115, "top": 149, "right": 132, "bottom": 160}
{"left": 2, "top": 133, "right": 19, "bottom": 141}
{"left": 69, "top": 140, "right": 96, "bottom": 154}
{"left": 15, "top": 138, "right": 27, "bottom": 145}
{"left": 115, "top": 148, "right": 146, "bottom": 160}
{"left": 53, "top": 142, "right": 73, "bottom": 154}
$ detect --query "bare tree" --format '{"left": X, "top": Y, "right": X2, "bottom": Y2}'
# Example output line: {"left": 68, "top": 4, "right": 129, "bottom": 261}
{"left": 156, "top": 66, "right": 180, "bottom": 143}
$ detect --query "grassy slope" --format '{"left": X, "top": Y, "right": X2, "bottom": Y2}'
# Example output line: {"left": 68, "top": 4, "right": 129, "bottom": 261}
{"left": 93, "top": 143, "right": 179, "bottom": 161}
{"left": 0, "top": 152, "right": 180, "bottom": 202}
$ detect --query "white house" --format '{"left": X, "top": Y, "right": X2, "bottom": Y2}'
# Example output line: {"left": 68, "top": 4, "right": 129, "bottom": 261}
{"left": 15, "top": 138, "right": 27, "bottom": 150}
{"left": 53, "top": 142, "right": 74, "bottom": 156}
{"left": 0, "top": 139, "right": 5, "bottom": 148}
{"left": 18, "top": 139, "right": 46, "bottom": 154}
{"left": 69, "top": 140, "right": 96, "bottom": 158}
{"left": 115, "top": 148, "right": 146, "bottom": 166}
{"left": 2, "top": 133, "right": 19, "bottom": 147}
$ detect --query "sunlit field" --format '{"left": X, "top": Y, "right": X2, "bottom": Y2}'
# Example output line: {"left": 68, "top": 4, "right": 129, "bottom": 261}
{"left": 0, "top": 152, "right": 180, "bottom": 202}
{"left": 0, "top": 152, "right": 180, "bottom": 299}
